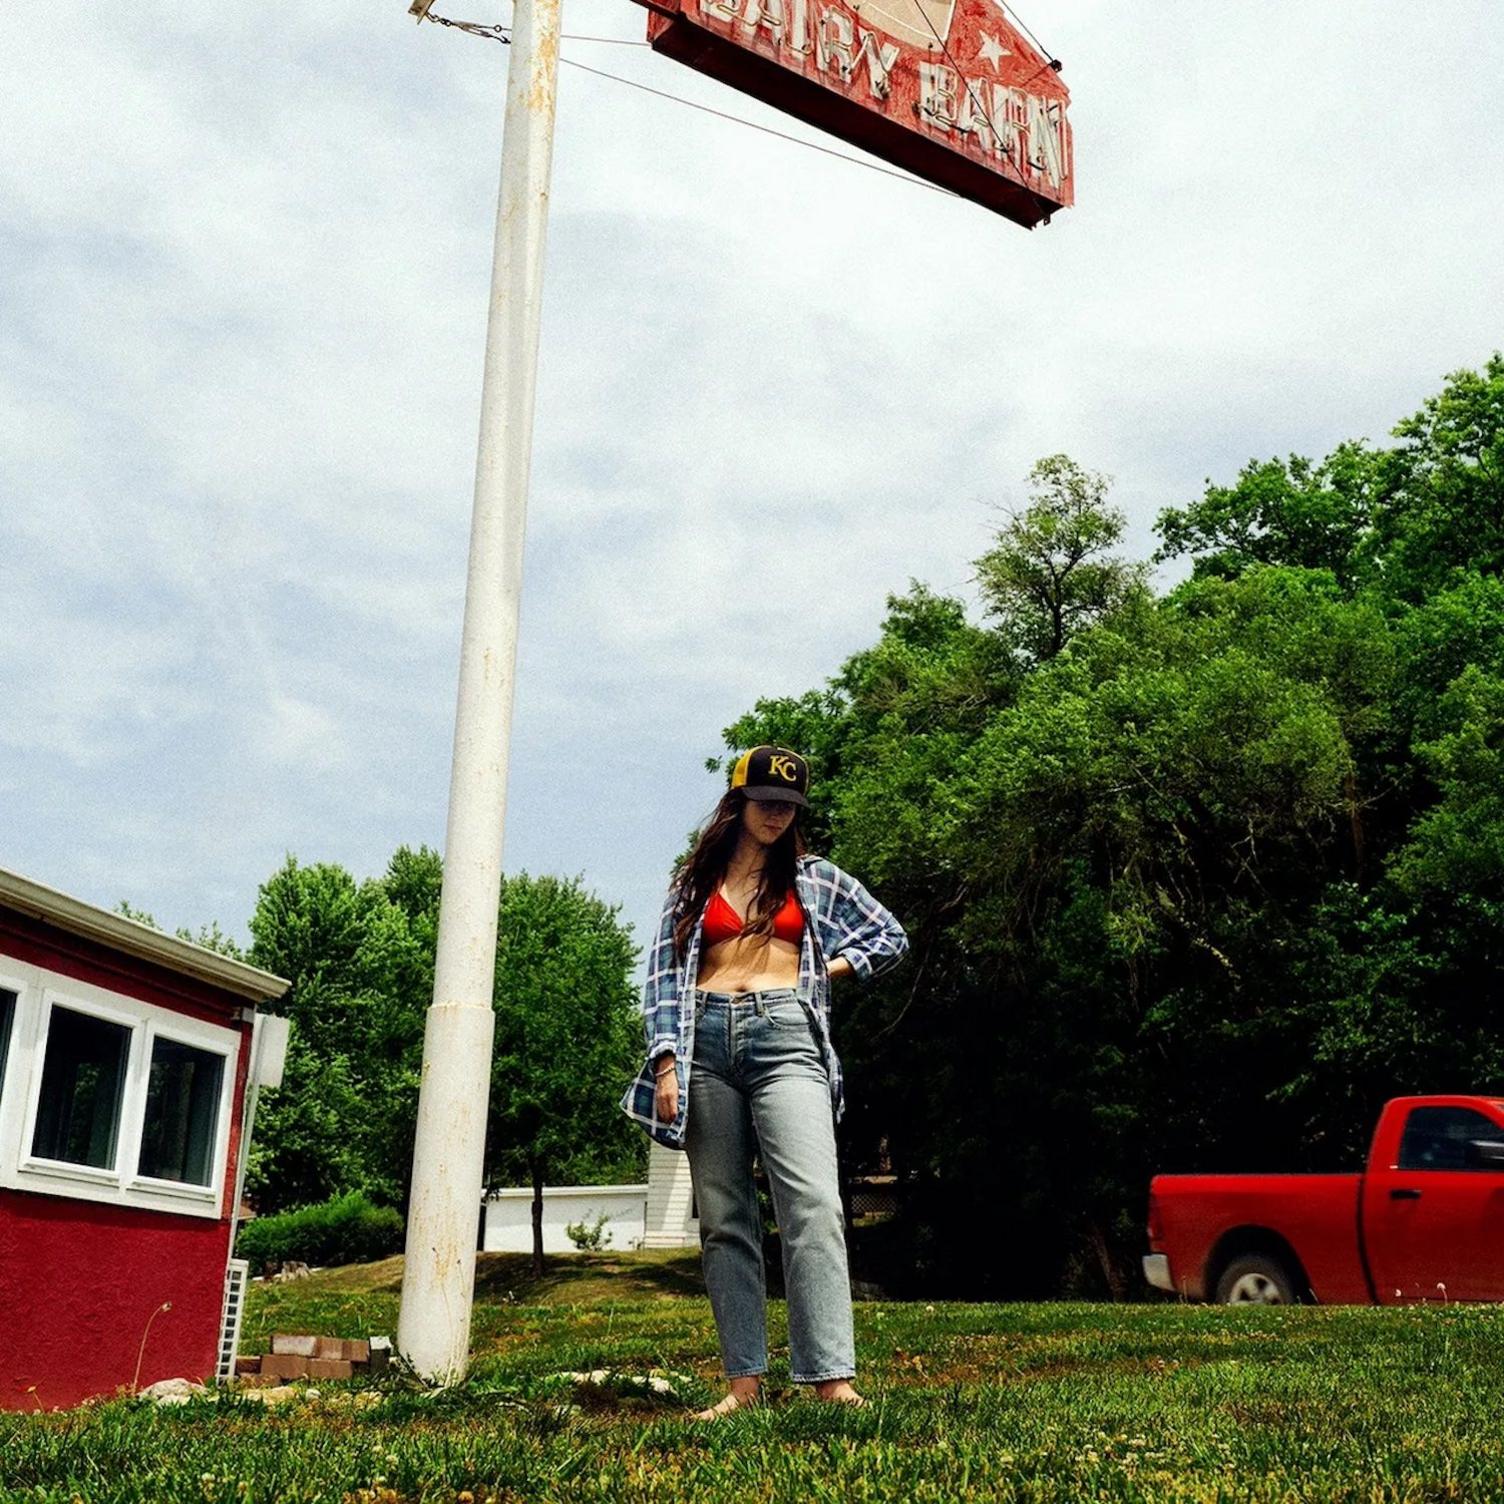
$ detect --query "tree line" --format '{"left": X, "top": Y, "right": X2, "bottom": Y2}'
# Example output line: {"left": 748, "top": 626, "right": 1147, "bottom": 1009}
{"left": 718, "top": 354, "right": 1504, "bottom": 1296}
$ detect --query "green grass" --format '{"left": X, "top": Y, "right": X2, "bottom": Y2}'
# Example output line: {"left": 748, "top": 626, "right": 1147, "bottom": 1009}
{"left": 4, "top": 1252, "right": 1502, "bottom": 1502}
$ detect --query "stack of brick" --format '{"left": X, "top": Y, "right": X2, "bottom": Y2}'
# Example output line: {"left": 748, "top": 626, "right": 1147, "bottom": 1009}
{"left": 235, "top": 1334, "right": 391, "bottom": 1384}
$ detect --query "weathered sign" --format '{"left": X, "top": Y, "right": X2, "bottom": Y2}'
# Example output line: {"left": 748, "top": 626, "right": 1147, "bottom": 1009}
{"left": 637, "top": 0, "right": 1073, "bottom": 225}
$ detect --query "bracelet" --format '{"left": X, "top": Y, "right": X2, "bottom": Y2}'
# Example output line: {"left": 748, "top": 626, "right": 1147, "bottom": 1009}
{"left": 654, "top": 1062, "right": 676, "bottom": 1079}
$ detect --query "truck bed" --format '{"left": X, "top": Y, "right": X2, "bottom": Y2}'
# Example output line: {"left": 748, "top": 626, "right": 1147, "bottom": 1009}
{"left": 1149, "top": 1172, "right": 1372, "bottom": 1303}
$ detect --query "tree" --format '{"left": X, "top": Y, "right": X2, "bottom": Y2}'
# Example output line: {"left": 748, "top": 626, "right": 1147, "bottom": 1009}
{"left": 1153, "top": 356, "right": 1504, "bottom": 602}
{"left": 245, "top": 856, "right": 430, "bottom": 1213}
{"left": 1153, "top": 444, "right": 1378, "bottom": 590}
{"left": 371, "top": 845, "right": 444, "bottom": 1208}
{"left": 974, "top": 454, "right": 1146, "bottom": 662}
{"left": 716, "top": 584, "right": 1017, "bottom": 1288}
{"left": 1367, "top": 353, "right": 1504, "bottom": 601}
{"left": 484, "top": 873, "right": 642, "bottom": 1275}
{"left": 239, "top": 848, "right": 642, "bottom": 1256}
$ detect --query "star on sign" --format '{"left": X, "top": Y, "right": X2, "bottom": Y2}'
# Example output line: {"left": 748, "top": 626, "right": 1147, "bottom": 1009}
{"left": 977, "top": 31, "right": 1011, "bottom": 70}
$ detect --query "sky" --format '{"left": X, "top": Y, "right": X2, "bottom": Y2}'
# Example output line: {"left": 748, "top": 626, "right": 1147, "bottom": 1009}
{"left": 2, "top": 2, "right": 1502, "bottom": 974}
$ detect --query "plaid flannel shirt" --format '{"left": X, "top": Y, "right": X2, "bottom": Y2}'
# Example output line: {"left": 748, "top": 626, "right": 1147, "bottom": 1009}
{"left": 619, "top": 854, "right": 909, "bottom": 1150}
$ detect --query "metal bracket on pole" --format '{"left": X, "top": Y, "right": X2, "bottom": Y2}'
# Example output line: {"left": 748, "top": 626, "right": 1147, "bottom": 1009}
{"left": 409, "top": 0, "right": 437, "bottom": 20}
{"left": 396, "top": 0, "right": 563, "bottom": 1385}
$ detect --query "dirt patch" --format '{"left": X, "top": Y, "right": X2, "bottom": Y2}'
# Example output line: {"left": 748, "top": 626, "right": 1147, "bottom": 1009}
{"left": 880, "top": 1335, "right": 1210, "bottom": 1389}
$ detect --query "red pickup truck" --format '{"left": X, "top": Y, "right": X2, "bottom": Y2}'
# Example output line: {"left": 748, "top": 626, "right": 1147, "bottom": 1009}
{"left": 1145, "top": 1095, "right": 1504, "bottom": 1304}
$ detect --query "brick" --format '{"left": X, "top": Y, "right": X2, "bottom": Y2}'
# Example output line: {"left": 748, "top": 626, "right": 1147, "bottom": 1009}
{"left": 306, "top": 1359, "right": 353, "bottom": 1380}
{"left": 309, "top": 1336, "right": 369, "bottom": 1363}
{"left": 367, "top": 1336, "right": 392, "bottom": 1373}
{"left": 271, "top": 1334, "right": 318, "bottom": 1357}
{"left": 234, "top": 1356, "right": 263, "bottom": 1376}
{"left": 260, "top": 1353, "right": 311, "bottom": 1380}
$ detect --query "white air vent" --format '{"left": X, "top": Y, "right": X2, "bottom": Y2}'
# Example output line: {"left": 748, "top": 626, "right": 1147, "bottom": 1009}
{"left": 252, "top": 1014, "right": 290, "bottom": 1089}
{"left": 217, "top": 1258, "right": 250, "bottom": 1382}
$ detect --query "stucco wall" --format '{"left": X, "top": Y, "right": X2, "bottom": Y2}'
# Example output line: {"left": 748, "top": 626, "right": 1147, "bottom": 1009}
{"left": 0, "top": 1189, "right": 232, "bottom": 1410}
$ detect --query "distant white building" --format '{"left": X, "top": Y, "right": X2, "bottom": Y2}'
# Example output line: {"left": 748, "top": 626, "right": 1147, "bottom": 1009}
{"left": 480, "top": 1144, "right": 699, "bottom": 1254}
{"left": 483, "top": 1182, "right": 648, "bottom": 1254}
{"left": 643, "top": 1141, "right": 699, "bottom": 1248}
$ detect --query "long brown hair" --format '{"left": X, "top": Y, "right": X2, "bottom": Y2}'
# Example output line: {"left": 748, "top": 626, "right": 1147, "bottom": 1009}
{"left": 671, "top": 790, "right": 807, "bottom": 960}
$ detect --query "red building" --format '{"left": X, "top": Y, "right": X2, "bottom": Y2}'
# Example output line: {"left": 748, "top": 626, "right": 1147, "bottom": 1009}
{"left": 0, "top": 866, "right": 289, "bottom": 1410}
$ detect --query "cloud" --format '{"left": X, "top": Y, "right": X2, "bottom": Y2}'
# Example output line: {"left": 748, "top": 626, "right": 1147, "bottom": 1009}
{"left": 2, "top": 0, "right": 1502, "bottom": 962}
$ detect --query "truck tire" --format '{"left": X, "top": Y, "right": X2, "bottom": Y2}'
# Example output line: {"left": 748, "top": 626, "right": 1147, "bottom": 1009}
{"left": 1215, "top": 1253, "right": 1298, "bottom": 1305}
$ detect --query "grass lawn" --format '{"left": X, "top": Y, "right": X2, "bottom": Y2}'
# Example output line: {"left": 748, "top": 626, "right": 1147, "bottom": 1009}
{"left": 3, "top": 1250, "right": 1500, "bottom": 1502}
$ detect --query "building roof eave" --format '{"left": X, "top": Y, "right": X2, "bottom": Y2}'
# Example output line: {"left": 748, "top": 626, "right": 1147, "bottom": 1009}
{"left": 0, "top": 867, "right": 290, "bottom": 1005}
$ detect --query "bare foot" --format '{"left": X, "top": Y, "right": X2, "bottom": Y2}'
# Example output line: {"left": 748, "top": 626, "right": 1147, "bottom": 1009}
{"left": 813, "top": 1379, "right": 867, "bottom": 1407}
{"left": 692, "top": 1378, "right": 760, "bottom": 1420}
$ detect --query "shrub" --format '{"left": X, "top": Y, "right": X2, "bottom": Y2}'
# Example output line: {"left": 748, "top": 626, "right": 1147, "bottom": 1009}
{"left": 236, "top": 1191, "right": 404, "bottom": 1274}
{"left": 565, "top": 1213, "right": 613, "bottom": 1251}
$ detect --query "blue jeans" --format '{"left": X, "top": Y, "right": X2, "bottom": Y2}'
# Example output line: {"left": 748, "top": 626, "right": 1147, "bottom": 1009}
{"left": 685, "top": 987, "right": 856, "bottom": 1383}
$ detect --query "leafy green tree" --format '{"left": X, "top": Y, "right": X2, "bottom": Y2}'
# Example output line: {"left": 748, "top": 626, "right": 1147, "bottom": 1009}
{"left": 240, "top": 1045, "right": 371, "bottom": 1213}
{"left": 1392, "top": 666, "right": 1504, "bottom": 901}
{"left": 184, "top": 921, "right": 245, "bottom": 959}
{"left": 484, "top": 873, "right": 643, "bottom": 1275}
{"left": 1368, "top": 354, "right": 1504, "bottom": 601}
{"left": 1154, "top": 355, "right": 1504, "bottom": 602}
{"left": 241, "top": 848, "right": 641, "bottom": 1249}
{"left": 369, "top": 845, "right": 444, "bottom": 1206}
{"left": 114, "top": 359, "right": 1504, "bottom": 1295}
{"left": 245, "top": 856, "right": 429, "bottom": 1213}
{"left": 1154, "top": 444, "right": 1378, "bottom": 589}
{"left": 974, "top": 454, "right": 1147, "bottom": 662}
{"left": 718, "top": 584, "right": 1017, "bottom": 1286}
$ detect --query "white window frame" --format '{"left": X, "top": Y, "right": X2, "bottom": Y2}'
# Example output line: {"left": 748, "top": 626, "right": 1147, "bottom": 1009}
{"left": 129, "top": 1017, "right": 237, "bottom": 1202}
{"left": 0, "top": 969, "right": 27, "bottom": 1146}
{"left": 0, "top": 957, "right": 241, "bottom": 1220}
{"left": 20, "top": 987, "right": 144, "bottom": 1188}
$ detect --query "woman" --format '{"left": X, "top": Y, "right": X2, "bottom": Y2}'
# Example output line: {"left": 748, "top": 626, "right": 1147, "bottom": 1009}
{"left": 620, "top": 744, "right": 909, "bottom": 1418}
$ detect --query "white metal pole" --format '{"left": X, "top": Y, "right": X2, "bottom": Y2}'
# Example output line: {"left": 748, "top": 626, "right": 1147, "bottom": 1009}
{"left": 397, "top": 0, "right": 563, "bottom": 1384}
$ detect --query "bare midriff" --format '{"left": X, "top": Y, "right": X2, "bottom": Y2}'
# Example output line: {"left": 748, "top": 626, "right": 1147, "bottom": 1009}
{"left": 697, "top": 932, "right": 801, "bottom": 993}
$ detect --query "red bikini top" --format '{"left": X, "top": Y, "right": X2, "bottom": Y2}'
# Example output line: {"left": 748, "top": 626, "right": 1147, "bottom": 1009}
{"left": 702, "top": 886, "right": 805, "bottom": 947}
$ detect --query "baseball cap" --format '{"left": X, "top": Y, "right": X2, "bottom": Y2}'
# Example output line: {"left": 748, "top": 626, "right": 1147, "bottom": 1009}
{"left": 729, "top": 745, "right": 810, "bottom": 807}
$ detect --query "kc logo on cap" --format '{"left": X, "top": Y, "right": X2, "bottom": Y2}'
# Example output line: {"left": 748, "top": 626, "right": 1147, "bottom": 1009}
{"left": 730, "top": 745, "right": 811, "bottom": 806}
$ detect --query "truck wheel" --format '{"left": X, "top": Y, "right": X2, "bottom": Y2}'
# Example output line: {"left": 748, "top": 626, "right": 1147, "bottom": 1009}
{"left": 1215, "top": 1253, "right": 1297, "bottom": 1305}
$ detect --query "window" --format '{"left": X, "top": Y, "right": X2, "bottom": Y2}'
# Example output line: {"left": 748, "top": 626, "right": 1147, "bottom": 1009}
{"left": 1398, "top": 1106, "right": 1504, "bottom": 1172}
{"left": 31, "top": 1006, "right": 131, "bottom": 1170}
{"left": 137, "top": 1036, "right": 224, "bottom": 1186}
{"left": 1, "top": 969, "right": 243, "bottom": 1218}
{"left": 0, "top": 989, "right": 15, "bottom": 1105}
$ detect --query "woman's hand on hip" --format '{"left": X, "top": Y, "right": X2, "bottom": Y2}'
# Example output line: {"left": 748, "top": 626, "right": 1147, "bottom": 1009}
{"left": 654, "top": 1055, "right": 678, "bottom": 1121}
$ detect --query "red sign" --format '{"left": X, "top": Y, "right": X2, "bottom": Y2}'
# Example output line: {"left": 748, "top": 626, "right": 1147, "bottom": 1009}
{"left": 638, "top": 0, "right": 1072, "bottom": 225}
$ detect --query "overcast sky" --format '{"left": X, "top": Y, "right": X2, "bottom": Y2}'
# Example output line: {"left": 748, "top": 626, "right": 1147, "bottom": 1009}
{"left": 3, "top": 2, "right": 1501, "bottom": 971}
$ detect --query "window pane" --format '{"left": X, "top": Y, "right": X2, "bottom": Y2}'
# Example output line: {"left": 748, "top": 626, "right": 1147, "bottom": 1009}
{"left": 1398, "top": 1106, "right": 1504, "bottom": 1171}
{"left": 137, "top": 1037, "right": 224, "bottom": 1186}
{"left": 0, "top": 990, "right": 15, "bottom": 1106}
{"left": 32, "top": 1006, "right": 130, "bottom": 1169}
